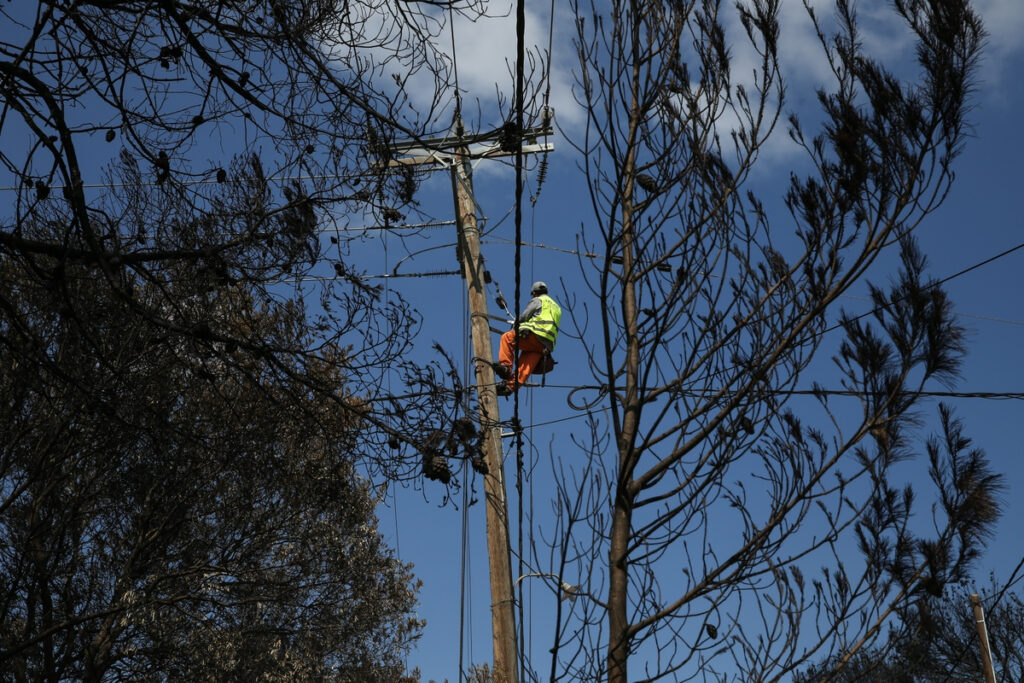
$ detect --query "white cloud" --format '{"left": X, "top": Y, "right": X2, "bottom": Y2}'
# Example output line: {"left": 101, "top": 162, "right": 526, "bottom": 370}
{"left": 448, "top": 1, "right": 582, "bottom": 131}
{"left": 321, "top": 1, "right": 580, "bottom": 173}
{"left": 976, "top": 0, "right": 1024, "bottom": 53}
{"left": 973, "top": 0, "right": 1024, "bottom": 84}
{"left": 725, "top": 0, "right": 1024, "bottom": 171}
{"left": 350, "top": 0, "right": 1023, "bottom": 181}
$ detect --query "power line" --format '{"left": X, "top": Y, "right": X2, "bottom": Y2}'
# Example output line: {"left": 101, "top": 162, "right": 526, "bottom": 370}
{"left": 448, "top": 1, "right": 462, "bottom": 119}
{"left": 495, "top": 385, "right": 1024, "bottom": 433}
{"left": 513, "top": 0, "right": 529, "bottom": 679}
{"left": 840, "top": 293, "right": 1024, "bottom": 327}
{"left": 487, "top": 236, "right": 1024, "bottom": 328}
{"left": 318, "top": 219, "right": 456, "bottom": 233}
{"left": 284, "top": 270, "right": 462, "bottom": 285}
{"left": 546, "top": 383, "right": 1024, "bottom": 400}
{"left": 0, "top": 171, "right": 375, "bottom": 193}
{"left": 823, "top": 239, "right": 1024, "bottom": 335}
{"left": 357, "top": 381, "right": 1024, "bottom": 433}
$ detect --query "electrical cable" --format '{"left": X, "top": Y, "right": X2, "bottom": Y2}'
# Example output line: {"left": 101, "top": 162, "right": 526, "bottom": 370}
{"left": 553, "top": 384, "right": 1024, "bottom": 402}
{"left": 543, "top": 0, "right": 556, "bottom": 111}
{"left": 485, "top": 236, "right": 1024, "bottom": 327}
{"left": 283, "top": 270, "right": 462, "bottom": 284}
{"left": 458, "top": 483, "right": 470, "bottom": 683}
{"left": 0, "top": 171, "right": 374, "bottom": 192}
{"left": 321, "top": 219, "right": 456, "bottom": 233}
{"left": 459, "top": 445, "right": 469, "bottom": 663}
{"left": 512, "top": 0, "right": 528, "bottom": 679}
{"left": 351, "top": 383, "right": 1024, "bottom": 412}
{"left": 458, "top": 261, "right": 471, "bottom": 683}
{"left": 527, "top": 159, "right": 540, "bottom": 678}
{"left": 448, "top": 12, "right": 471, "bottom": 677}
{"left": 380, "top": 225, "right": 409, "bottom": 675}
{"left": 448, "top": 1, "right": 462, "bottom": 120}
{"left": 806, "top": 239, "right": 1024, "bottom": 341}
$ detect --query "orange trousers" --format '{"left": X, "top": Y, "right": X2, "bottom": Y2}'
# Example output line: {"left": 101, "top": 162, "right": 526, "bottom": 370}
{"left": 498, "top": 330, "right": 547, "bottom": 390}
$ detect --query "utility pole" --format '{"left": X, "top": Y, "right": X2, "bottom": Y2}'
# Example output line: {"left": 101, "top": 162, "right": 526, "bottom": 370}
{"left": 388, "top": 115, "right": 553, "bottom": 683}
{"left": 452, "top": 137, "right": 518, "bottom": 683}
{"left": 970, "top": 593, "right": 997, "bottom": 683}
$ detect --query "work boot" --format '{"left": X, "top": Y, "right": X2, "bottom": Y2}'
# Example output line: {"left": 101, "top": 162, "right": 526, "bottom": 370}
{"left": 496, "top": 384, "right": 513, "bottom": 397}
{"left": 492, "top": 362, "right": 513, "bottom": 381}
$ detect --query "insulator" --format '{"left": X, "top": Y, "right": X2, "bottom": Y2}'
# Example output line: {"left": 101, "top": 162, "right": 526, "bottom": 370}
{"left": 533, "top": 154, "right": 550, "bottom": 204}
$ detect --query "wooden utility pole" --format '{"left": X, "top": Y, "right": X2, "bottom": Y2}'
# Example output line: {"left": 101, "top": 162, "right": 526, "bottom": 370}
{"left": 452, "top": 139, "right": 518, "bottom": 683}
{"left": 971, "top": 593, "right": 997, "bottom": 683}
{"left": 388, "top": 116, "right": 552, "bottom": 683}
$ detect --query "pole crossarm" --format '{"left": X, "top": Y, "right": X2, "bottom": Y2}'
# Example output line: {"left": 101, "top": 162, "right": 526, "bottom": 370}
{"left": 386, "top": 125, "right": 554, "bottom": 168}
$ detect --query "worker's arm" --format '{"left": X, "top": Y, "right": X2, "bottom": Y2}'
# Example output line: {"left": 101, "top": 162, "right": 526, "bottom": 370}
{"left": 516, "top": 297, "right": 542, "bottom": 324}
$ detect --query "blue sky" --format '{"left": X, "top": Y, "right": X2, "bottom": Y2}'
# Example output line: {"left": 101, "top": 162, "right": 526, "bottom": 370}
{"left": 372, "top": 1, "right": 1024, "bottom": 680}
{"left": 3, "top": 1, "right": 1018, "bottom": 679}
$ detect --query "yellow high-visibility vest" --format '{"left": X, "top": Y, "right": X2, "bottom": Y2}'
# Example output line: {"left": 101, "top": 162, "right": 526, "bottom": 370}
{"left": 520, "top": 295, "right": 561, "bottom": 348}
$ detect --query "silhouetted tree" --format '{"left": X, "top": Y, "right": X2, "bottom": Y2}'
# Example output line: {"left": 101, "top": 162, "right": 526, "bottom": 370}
{"left": 1, "top": 0, "right": 491, "bottom": 484}
{"left": 534, "top": 1, "right": 1002, "bottom": 680}
{"left": 0, "top": 243, "right": 424, "bottom": 680}
{"left": 799, "top": 574, "right": 1024, "bottom": 682}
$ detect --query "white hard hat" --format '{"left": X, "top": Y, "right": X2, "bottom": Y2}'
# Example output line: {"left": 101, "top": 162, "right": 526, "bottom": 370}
{"left": 531, "top": 281, "right": 548, "bottom": 294}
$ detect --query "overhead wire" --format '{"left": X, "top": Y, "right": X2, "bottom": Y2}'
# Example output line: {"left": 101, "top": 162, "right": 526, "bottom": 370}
{"left": 553, "top": 383, "right": 1024, "bottom": 403}
{"left": 806, "top": 239, "right": 1024, "bottom": 340}
{"left": 512, "top": 0, "right": 528, "bottom": 675}
{"left": 526, "top": 142, "right": 541, "bottom": 678}
{"left": 506, "top": 0, "right": 559, "bottom": 673}
{"left": 380, "top": 212, "right": 410, "bottom": 675}
{"left": 346, "top": 376, "right": 1024, "bottom": 475}
{"left": 0, "top": 156, "right": 546, "bottom": 195}
{"left": 445, "top": 6, "right": 473, "bottom": 681}
{"left": 485, "top": 236, "right": 1024, "bottom": 327}
{"left": 320, "top": 219, "right": 456, "bottom": 233}
{"left": 459, "top": 268, "right": 473, "bottom": 683}
{"left": 505, "top": 0, "right": 564, "bottom": 677}
{"left": 0, "top": 171, "right": 373, "bottom": 192}
{"left": 283, "top": 270, "right": 462, "bottom": 284}
{"left": 449, "top": 2, "right": 462, "bottom": 120}
{"left": 432, "top": 123, "right": 477, "bottom": 683}
{"left": 349, "top": 381, "right": 1024, "bottom": 411}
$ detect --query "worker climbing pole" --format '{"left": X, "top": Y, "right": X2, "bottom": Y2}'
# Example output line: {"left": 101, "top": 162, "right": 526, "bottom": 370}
{"left": 492, "top": 281, "right": 562, "bottom": 396}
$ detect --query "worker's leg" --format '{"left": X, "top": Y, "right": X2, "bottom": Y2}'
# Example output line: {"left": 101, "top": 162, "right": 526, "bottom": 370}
{"left": 512, "top": 334, "right": 547, "bottom": 389}
{"left": 498, "top": 330, "right": 517, "bottom": 369}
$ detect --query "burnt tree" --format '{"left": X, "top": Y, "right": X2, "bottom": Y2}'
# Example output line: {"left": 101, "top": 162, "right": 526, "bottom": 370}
{"left": 540, "top": 1, "right": 1003, "bottom": 680}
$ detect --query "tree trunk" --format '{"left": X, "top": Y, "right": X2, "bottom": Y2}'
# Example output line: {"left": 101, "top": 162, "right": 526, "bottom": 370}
{"left": 607, "top": 489, "right": 634, "bottom": 682}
